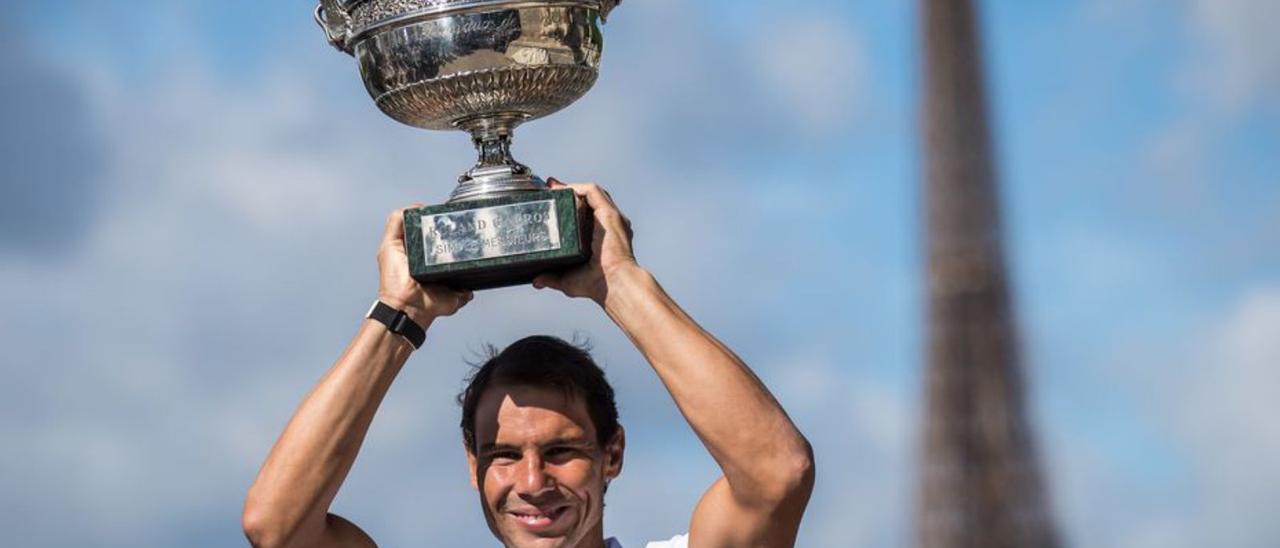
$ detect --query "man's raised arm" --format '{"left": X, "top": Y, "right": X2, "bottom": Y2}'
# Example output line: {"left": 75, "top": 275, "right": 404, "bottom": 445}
{"left": 242, "top": 207, "right": 473, "bottom": 548}
{"left": 535, "top": 182, "right": 815, "bottom": 547}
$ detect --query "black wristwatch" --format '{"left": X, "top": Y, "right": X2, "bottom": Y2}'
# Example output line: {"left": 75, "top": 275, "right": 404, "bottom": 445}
{"left": 366, "top": 301, "right": 426, "bottom": 350}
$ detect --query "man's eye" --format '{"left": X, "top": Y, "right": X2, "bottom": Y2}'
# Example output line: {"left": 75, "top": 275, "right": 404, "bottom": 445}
{"left": 488, "top": 451, "right": 520, "bottom": 462}
{"left": 545, "top": 447, "right": 581, "bottom": 462}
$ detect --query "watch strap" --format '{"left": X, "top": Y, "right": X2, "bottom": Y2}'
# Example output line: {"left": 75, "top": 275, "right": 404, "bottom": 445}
{"left": 366, "top": 300, "right": 426, "bottom": 349}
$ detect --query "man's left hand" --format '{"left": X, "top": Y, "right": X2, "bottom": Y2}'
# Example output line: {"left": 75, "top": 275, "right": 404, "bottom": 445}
{"left": 532, "top": 180, "right": 640, "bottom": 307}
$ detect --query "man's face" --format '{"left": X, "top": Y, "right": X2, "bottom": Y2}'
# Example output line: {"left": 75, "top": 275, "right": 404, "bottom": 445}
{"left": 468, "top": 384, "right": 624, "bottom": 548}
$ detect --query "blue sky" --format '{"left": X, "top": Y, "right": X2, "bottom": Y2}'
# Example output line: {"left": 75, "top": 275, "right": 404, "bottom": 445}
{"left": 1, "top": 0, "right": 1277, "bottom": 546}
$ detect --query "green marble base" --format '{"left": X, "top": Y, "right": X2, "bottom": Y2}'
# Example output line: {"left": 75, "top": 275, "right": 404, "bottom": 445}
{"left": 403, "top": 188, "right": 592, "bottom": 290}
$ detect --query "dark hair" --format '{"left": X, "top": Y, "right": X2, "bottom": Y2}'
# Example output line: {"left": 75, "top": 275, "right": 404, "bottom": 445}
{"left": 458, "top": 335, "right": 620, "bottom": 454}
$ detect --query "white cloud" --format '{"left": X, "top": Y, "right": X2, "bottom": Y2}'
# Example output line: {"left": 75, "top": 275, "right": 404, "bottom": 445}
{"left": 1091, "top": 0, "right": 1280, "bottom": 114}
{"left": 1185, "top": 0, "right": 1280, "bottom": 114}
{"left": 1172, "top": 287, "right": 1280, "bottom": 546}
{"left": 754, "top": 14, "right": 868, "bottom": 135}
{"left": 1139, "top": 25, "right": 1280, "bottom": 541}
{"left": 1126, "top": 0, "right": 1280, "bottom": 225}
{"left": 1056, "top": 287, "right": 1280, "bottom": 548}
{"left": 1139, "top": 120, "right": 1212, "bottom": 213}
{"left": 1083, "top": 0, "right": 1159, "bottom": 25}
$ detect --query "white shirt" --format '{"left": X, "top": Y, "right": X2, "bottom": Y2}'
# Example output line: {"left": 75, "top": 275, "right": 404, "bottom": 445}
{"left": 605, "top": 534, "right": 689, "bottom": 548}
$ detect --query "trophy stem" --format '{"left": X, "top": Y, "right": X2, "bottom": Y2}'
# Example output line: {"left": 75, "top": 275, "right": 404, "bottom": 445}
{"left": 449, "top": 114, "right": 545, "bottom": 203}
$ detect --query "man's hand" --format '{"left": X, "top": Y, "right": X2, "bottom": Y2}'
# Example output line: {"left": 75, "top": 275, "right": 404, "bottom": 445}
{"left": 547, "top": 185, "right": 815, "bottom": 546}
{"left": 377, "top": 204, "right": 474, "bottom": 327}
{"left": 532, "top": 180, "right": 640, "bottom": 307}
{"left": 244, "top": 206, "right": 475, "bottom": 548}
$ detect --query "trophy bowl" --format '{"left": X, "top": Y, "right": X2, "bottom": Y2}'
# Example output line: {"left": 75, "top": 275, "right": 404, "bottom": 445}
{"left": 316, "top": 0, "right": 622, "bottom": 290}
{"left": 352, "top": 4, "right": 605, "bottom": 132}
{"left": 317, "top": 0, "right": 620, "bottom": 201}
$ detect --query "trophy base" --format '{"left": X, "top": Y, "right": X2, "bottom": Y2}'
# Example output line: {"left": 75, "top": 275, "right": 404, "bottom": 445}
{"left": 403, "top": 188, "right": 592, "bottom": 291}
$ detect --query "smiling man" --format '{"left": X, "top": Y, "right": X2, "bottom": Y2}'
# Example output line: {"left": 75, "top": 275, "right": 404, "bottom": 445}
{"left": 460, "top": 337, "right": 626, "bottom": 547}
{"left": 242, "top": 181, "right": 815, "bottom": 547}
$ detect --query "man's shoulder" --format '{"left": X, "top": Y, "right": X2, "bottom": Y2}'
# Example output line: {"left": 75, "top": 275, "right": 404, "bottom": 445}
{"left": 605, "top": 534, "right": 689, "bottom": 548}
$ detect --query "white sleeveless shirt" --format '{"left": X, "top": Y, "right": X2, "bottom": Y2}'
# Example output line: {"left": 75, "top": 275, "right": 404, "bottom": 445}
{"left": 605, "top": 534, "right": 689, "bottom": 547}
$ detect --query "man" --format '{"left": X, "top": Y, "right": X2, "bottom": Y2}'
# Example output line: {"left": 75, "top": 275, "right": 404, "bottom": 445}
{"left": 242, "top": 181, "right": 815, "bottom": 547}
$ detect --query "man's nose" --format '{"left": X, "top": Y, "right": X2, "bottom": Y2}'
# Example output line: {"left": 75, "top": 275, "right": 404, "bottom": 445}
{"left": 514, "top": 454, "right": 554, "bottom": 495}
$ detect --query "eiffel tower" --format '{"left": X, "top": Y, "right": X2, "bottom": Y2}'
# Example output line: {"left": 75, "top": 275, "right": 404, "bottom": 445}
{"left": 915, "top": 1, "right": 1060, "bottom": 546}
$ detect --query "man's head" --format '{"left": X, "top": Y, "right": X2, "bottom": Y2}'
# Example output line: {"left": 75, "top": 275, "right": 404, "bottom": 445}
{"left": 459, "top": 336, "right": 624, "bottom": 548}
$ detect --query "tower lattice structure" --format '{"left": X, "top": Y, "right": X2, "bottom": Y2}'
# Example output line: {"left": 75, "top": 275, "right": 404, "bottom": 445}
{"left": 915, "top": 1, "right": 1060, "bottom": 546}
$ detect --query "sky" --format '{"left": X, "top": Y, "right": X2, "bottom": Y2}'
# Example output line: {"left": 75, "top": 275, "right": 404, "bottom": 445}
{"left": 0, "top": 0, "right": 1277, "bottom": 546}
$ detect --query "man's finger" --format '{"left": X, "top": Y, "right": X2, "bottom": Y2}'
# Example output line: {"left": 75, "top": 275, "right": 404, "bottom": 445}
{"left": 381, "top": 203, "right": 425, "bottom": 245}
{"left": 381, "top": 209, "right": 405, "bottom": 244}
{"left": 450, "top": 290, "right": 475, "bottom": 310}
{"left": 547, "top": 180, "right": 625, "bottom": 232}
{"left": 559, "top": 182, "right": 616, "bottom": 213}
{"left": 532, "top": 273, "right": 562, "bottom": 291}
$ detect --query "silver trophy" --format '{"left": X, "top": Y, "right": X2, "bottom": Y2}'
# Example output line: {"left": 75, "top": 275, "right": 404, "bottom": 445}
{"left": 315, "top": 0, "right": 621, "bottom": 289}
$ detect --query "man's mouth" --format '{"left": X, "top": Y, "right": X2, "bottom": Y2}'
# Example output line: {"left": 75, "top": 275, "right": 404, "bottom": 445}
{"left": 507, "top": 505, "right": 571, "bottom": 531}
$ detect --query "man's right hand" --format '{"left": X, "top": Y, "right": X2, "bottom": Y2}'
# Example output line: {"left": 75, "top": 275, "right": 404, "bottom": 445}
{"left": 244, "top": 206, "right": 473, "bottom": 548}
{"left": 376, "top": 205, "right": 474, "bottom": 327}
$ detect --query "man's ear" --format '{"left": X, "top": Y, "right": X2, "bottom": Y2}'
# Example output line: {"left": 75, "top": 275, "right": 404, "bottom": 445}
{"left": 604, "top": 426, "right": 625, "bottom": 480}
{"left": 467, "top": 449, "right": 479, "bottom": 491}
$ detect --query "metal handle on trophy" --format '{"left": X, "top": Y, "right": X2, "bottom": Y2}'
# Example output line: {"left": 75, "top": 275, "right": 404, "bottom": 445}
{"left": 314, "top": 1, "right": 352, "bottom": 53}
